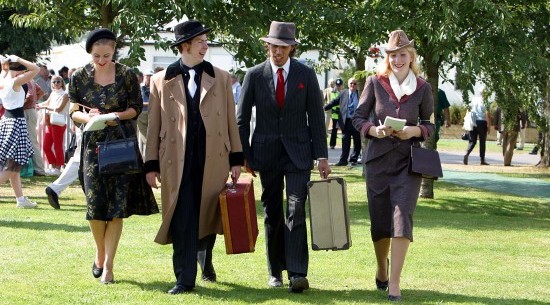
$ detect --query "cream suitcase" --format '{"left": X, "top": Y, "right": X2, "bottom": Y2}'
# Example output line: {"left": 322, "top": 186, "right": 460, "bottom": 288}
{"left": 307, "top": 177, "right": 351, "bottom": 251}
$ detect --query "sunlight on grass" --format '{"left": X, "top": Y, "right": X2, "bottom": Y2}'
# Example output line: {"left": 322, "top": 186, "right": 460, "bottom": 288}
{"left": 0, "top": 163, "right": 549, "bottom": 304}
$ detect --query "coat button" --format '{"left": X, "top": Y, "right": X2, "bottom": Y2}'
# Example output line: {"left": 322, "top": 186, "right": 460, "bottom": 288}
{"left": 170, "top": 138, "right": 175, "bottom": 143}
{"left": 167, "top": 160, "right": 172, "bottom": 164}
{"left": 218, "top": 131, "right": 222, "bottom": 136}
{"left": 170, "top": 117, "right": 175, "bottom": 122}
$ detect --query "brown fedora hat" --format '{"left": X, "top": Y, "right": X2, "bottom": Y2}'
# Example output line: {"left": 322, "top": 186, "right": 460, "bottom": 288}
{"left": 260, "top": 21, "right": 299, "bottom": 46}
{"left": 171, "top": 20, "right": 211, "bottom": 48}
{"left": 385, "top": 30, "right": 414, "bottom": 53}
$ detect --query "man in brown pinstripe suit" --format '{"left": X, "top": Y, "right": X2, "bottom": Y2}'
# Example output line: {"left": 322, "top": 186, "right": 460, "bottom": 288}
{"left": 237, "top": 21, "right": 331, "bottom": 293}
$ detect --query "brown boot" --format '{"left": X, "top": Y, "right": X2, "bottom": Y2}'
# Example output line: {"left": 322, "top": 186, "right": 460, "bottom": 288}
{"left": 480, "top": 158, "right": 489, "bottom": 165}
{"left": 463, "top": 155, "right": 468, "bottom": 165}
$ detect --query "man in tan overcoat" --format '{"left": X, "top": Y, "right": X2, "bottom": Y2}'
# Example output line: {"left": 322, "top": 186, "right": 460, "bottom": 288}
{"left": 144, "top": 20, "right": 243, "bottom": 295}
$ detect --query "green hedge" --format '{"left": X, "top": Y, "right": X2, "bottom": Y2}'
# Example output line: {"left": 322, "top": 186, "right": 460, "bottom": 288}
{"left": 450, "top": 104, "right": 468, "bottom": 125}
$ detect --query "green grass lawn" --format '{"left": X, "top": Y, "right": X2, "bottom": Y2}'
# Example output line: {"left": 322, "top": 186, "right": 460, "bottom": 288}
{"left": 1, "top": 166, "right": 549, "bottom": 304}
{"left": 435, "top": 138, "right": 536, "bottom": 155}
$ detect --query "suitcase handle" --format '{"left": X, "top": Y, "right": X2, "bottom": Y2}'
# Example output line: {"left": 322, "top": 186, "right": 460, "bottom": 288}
{"left": 227, "top": 180, "right": 237, "bottom": 194}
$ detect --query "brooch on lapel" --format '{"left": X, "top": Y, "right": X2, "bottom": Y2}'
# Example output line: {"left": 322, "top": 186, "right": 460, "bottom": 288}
{"left": 298, "top": 83, "right": 304, "bottom": 90}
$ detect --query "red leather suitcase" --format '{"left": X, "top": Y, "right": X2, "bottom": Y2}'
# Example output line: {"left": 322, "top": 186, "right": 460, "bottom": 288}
{"left": 219, "top": 177, "right": 258, "bottom": 254}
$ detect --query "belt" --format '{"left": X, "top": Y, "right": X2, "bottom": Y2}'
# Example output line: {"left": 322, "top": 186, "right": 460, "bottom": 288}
{"left": 4, "top": 107, "right": 25, "bottom": 118}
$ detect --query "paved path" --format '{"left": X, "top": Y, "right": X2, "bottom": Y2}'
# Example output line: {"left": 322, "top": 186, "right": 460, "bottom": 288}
{"left": 442, "top": 170, "right": 550, "bottom": 198}
{"left": 327, "top": 146, "right": 541, "bottom": 167}
{"left": 438, "top": 150, "right": 549, "bottom": 198}
{"left": 438, "top": 150, "right": 539, "bottom": 166}
{"left": 327, "top": 146, "right": 549, "bottom": 199}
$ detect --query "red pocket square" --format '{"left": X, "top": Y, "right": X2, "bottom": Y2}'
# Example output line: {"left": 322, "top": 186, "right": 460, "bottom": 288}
{"left": 298, "top": 83, "right": 304, "bottom": 89}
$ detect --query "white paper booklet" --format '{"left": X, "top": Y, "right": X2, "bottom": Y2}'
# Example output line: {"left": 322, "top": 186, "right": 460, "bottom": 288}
{"left": 83, "top": 113, "right": 117, "bottom": 132}
{"left": 383, "top": 116, "right": 407, "bottom": 131}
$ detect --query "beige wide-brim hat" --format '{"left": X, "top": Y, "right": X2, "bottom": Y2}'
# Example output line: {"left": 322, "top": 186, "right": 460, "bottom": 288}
{"left": 260, "top": 21, "right": 299, "bottom": 46}
{"left": 385, "top": 30, "right": 414, "bottom": 53}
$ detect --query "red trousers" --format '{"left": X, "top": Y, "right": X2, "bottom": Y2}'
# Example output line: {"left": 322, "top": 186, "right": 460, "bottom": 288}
{"left": 43, "top": 124, "right": 66, "bottom": 167}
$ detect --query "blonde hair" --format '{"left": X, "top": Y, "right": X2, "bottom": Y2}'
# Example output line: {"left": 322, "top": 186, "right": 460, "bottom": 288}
{"left": 51, "top": 76, "right": 66, "bottom": 90}
{"left": 376, "top": 46, "right": 420, "bottom": 77}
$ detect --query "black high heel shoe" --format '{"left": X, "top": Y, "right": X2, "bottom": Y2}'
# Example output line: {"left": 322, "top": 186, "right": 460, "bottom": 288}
{"left": 100, "top": 270, "right": 115, "bottom": 284}
{"left": 101, "top": 278, "right": 115, "bottom": 285}
{"left": 388, "top": 294, "right": 402, "bottom": 302}
{"left": 92, "top": 262, "right": 103, "bottom": 278}
{"left": 375, "top": 258, "right": 389, "bottom": 291}
{"left": 376, "top": 278, "right": 389, "bottom": 291}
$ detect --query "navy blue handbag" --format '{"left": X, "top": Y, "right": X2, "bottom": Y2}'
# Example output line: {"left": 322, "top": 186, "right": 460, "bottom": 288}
{"left": 97, "top": 119, "right": 141, "bottom": 176}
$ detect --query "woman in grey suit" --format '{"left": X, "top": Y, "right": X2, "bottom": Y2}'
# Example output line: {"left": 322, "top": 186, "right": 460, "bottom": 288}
{"left": 352, "top": 30, "right": 434, "bottom": 302}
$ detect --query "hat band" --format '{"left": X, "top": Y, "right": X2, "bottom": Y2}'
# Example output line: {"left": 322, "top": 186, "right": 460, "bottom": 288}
{"left": 266, "top": 35, "right": 295, "bottom": 41}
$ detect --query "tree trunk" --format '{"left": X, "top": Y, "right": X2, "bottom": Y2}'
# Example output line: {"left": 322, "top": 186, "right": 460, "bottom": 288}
{"left": 419, "top": 133, "right": 436, "bottom": 198}
{"left": 540, "top": 132, "right": 549, "bottom": 167}
{"left": 539, "top": 79, "right": 550, "bottom": 167}
{"left": 100, "top": 3, "right": 115, "bottom": 28}
{"left": 355, "top": 52, "right": 367, "bottom": 91}
{"left": 419, "top": 50, "right": 440, "bottom": 198}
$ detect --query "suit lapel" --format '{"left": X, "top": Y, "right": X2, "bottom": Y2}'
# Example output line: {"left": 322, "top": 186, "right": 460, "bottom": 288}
{"left": 285, "top": 59, "right": 302, "bottom": 102}
{"left": 163, "top": 60, "right": 187, "bottom": 108}
{"left": 200, "top": 71, "right": 214, "bottom": 105}
{"left": 262, "top": 61, "right": 279, "bottom": 110}
{"left": 165, "top": 75, "right": 187, "bottom": 107}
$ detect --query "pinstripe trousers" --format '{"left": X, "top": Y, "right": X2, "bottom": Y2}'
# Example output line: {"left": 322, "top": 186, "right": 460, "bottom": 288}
{"left": 259, "top": 149, "right": 311, "bottom": 279}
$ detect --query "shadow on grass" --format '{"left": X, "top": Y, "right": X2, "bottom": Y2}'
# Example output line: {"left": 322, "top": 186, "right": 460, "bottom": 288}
{"left": 0, "top": 199, "right": 86, "bottom": 212}
{"left": 343, "top": 182, "right": 549, "bottom": 232}
{"left": 424, "top": 182, "right": 549, "bottom": 217}
{"left": 117, "top": 279, "right": 547, "bottom": 304}
{"left": 0, "top": 219, "right": 89, "bottom": 232}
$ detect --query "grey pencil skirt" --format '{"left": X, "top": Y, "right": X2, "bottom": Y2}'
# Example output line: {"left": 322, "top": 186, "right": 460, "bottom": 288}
{"left": 365, "top": 142, "right": 421, "bottom": 242}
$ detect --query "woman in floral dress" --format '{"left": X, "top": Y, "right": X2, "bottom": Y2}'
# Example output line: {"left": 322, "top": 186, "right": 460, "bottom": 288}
{"left": 69, "top": 29, "right": 158, "bottom": 284}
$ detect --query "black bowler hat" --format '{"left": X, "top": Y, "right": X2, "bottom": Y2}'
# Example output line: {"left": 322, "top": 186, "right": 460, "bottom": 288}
{"left": 170, "top": 20, "right": 211, "bottom": 48}
{"left": 85, "top": 28, "right": 117, "bottom": 53}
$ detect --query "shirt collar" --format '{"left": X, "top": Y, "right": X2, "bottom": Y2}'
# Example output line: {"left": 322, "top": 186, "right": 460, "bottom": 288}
{"left": 269, "top": 58, "right": 290, "bottom": 76}
{"left": 179, "top": 59, "right": 204, "bottom": 76}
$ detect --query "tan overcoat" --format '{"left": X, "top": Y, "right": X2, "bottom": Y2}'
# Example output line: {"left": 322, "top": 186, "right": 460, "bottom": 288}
{"left": 144, "top": 60, "right": 242, "bottom": 244}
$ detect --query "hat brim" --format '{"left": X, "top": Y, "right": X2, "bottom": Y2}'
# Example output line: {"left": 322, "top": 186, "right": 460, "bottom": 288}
{"left": 170, "top": 28, "right": 212, "bottom": 48}
{"left": 385, "top": 40, "right": 414, "bottom": 53}
{"left": 260, "top": 37, "right": 299, "bottom": 46}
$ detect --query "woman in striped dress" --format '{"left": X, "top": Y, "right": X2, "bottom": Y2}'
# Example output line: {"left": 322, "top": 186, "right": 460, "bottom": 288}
{"left": 0, "top": 55, "right": 40, "bottom": 208}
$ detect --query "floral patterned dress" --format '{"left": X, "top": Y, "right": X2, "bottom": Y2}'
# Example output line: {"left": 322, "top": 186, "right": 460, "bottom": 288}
{"left": 69, "top": 62, "right": 158, "bottom": 220}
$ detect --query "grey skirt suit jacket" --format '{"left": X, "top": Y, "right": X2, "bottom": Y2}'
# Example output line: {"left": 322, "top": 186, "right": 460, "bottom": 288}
{"left": 352, "top": 75, "right": 434, "bottom": 242}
